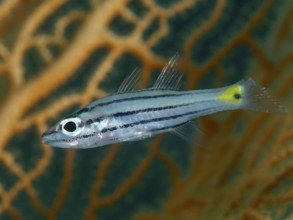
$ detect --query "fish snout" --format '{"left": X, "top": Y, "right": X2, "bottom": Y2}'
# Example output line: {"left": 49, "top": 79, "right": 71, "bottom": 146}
{"left": 41, "top": 127, "right": 57, "bottom": 144}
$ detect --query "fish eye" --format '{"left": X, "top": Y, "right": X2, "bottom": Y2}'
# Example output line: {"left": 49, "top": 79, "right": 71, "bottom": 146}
{"left": 64, "top": 121, "right": 77, "bottom": 132}
{"left": 60, "top": 118, "right": 83, "bottom": 136}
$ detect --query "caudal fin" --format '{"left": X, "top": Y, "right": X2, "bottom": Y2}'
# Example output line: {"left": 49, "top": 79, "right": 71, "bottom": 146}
{"left": 240, "top": 78, "right": 288, "bottom": 113}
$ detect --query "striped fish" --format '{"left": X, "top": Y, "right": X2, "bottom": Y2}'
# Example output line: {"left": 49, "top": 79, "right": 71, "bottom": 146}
{"left": 42, "top": 55, "right": 285, "bottom": 148}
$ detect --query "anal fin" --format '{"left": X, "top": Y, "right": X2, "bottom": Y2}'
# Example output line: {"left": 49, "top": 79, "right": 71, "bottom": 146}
{"left": 170, "top": 121, "right": 206, "bottom": 146}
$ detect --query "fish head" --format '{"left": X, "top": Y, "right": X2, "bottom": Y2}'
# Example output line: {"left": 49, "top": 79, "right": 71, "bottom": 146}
{"left": 42, "top": 116, "right": 89, "bottom": 148}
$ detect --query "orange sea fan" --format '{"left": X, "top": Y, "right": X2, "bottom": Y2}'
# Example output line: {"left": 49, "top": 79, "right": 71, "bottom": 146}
{"left": 0, "top": 0, "right": 292, "bottom": 220}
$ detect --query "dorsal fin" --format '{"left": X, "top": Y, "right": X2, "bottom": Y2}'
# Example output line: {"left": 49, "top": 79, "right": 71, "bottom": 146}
{"left": 153, "top": 53, "right": 184, "bottom": 90}
{"left": 118, "top": 68, "right": 141, "bottom": 93}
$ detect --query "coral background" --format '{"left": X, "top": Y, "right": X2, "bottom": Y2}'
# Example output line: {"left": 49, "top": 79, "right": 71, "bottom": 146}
{"left": 0, "top": 0, "right": 292, "bottom": 219}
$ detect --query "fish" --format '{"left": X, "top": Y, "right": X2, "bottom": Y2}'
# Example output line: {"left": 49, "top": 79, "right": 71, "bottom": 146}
{"left": 41, "top": 54, "right": 286, "bottom": 149}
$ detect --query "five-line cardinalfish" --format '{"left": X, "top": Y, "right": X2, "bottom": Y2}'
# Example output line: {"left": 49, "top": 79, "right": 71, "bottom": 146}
{"left": 42, "top": 54, "right": 286, "bottom": 149}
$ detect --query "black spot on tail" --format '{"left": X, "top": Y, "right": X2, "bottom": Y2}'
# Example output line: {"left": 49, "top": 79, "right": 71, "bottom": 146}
{"left": 234, "top": 93, "right": 241, "bottom": 100}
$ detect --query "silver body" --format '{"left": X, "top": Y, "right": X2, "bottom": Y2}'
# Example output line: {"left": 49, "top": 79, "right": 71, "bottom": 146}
{"left": 70, "top": 88, "right": 230, "bottom": 148}
{"left": 42, "top": 55, "right": 283, "bottom": 148}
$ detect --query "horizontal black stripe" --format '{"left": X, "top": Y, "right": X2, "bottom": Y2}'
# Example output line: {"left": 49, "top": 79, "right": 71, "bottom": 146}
{"left": 42, "top": 130, "right": 57, "bottom": 137}
{"left": 89, "top": 105, "right": 197, "bottom": 134}
{"left": 76, "top": 107, "right": 90, "bottom": 114}
{"left": 63, "top": 107, "right": 90, "bottom": 119}
{"left": 64, "top": 93, "right": 188, "bottom": 120}
{"left": 96, "top": 87, "right": 220, "bottom": 110}
{"left": 119, "top": 107, "right": 212, "bottom": 129}
{"left": 89, "top": 92, "right": 187, "bottom": 110}
{"left": 64, "top": 93, "right": 177, "bottom": 119}
{"left": 112, "top": 104, "right": 187, "bottom": 117}
{"left": 99, "top": 108, "right": 211, "bottom": 134}
{"left": 101, "top": 127, "right": 117, "bottom": 133}
{"left": 64, "top": 89, "right": 220, "bottom": 120}
{"left": 46, "top": 107, "right": 212, "bottom": 145}
{"left": 89, "top": 101, "right": 199, "bottom": 124}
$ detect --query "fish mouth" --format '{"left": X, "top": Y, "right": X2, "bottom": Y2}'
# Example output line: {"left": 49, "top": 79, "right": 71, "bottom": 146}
{"left": 41, "top": 130, "right": 67, "bottom": 147}
{"left": 42, "top": 136, "right": 71, "bottom": 148}
{"left": 41, "top": 130, "right": 79, "bottom": 148}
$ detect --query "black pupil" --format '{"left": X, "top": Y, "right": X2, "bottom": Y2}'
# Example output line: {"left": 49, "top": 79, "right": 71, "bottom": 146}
{"left": 64, "top": 121, "right": 77, "bottom": 132}
{"left": 234, "top": 93, "right": 241, "bottom": 100}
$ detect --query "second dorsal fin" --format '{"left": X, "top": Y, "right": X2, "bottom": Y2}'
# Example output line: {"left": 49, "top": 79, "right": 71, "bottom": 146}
{"left": 153, "top": 53, "right": 184, "bottom": 90}
{"left": 117, "top": 68, "right": 141, "bottom": 93}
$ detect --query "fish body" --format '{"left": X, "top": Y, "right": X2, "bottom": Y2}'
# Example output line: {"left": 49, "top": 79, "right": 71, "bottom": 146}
{"left": 42, "top": 55, "right": 285, "bottom": 149}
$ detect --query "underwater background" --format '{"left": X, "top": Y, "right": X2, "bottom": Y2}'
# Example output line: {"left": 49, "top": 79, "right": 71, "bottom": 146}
{"left": 0, "top": 0, "right": 293, "bottom": 219}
